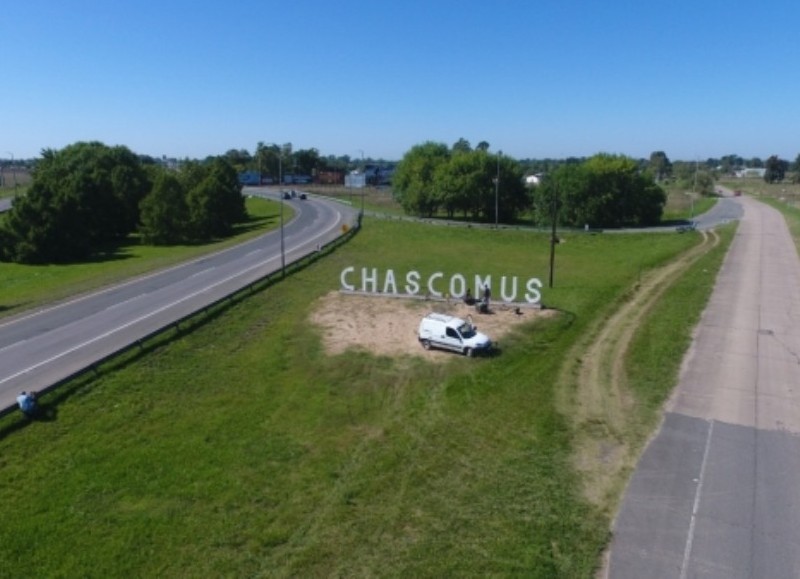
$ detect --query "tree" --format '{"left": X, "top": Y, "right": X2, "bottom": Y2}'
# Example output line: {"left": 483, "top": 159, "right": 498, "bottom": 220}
{"left": 648, "top": 151, "right": 672, "bottom": 182}
{"left": 224, "top": 149, "right": 252, "bottom": 173}
{"left": 452, "top": 138, "right": 472, "bottom": 153}
{"left": 764, "top": 155, "right": 788, "bottom": 183}
{"left": 532, "top": 154, "right": 665, "bottom": 228}
{"left": 393, "top": 142, "right": 451, "bottom": 217}
{"left": 792, "top": 154, "right": 800, "bottom": 183}
{"left": 293, "top": 148, "right": 323, "bottom": 176}
{"left": 139, "top": 171, "right": 189, "bottom": 244}
{"left": 184, "top": 158, "right": 246, "bottom": 240}
{"left": 434, "top": 151, "right": 486, "bottom": 219}
{"left": 0, "top": 141, "right": 148, "bottom": 263}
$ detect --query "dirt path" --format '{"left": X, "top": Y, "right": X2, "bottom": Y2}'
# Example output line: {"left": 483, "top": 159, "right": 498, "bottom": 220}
{"left": 558, "top": 230, "right": 721, "bottom": 507}
{"left": 309, "top": 293, "right": 552, "bottom": 360}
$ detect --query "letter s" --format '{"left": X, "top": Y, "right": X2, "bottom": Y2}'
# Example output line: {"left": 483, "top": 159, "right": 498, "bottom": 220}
{"left": 525, "top": 278, "right": 542, "bottom": 304}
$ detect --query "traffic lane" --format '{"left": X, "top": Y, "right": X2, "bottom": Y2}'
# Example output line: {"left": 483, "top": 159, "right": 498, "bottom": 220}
{"left": 0, "top": 196, "right": 357, "bottom": 410}
{"left": 693, "top": 197, "right": 743, "bottom": 230}
{"left": 608, "top": 197, "right": 800, "bottom": 577}
{"left": 0, "top": 194, "right": 346, "bottom": 348}
{"left": 607, "top": 413, "right": 710, "bottom": 579}
{"left": 0, "top": 245, "right": 288, "bottom": 404}
{"left": 611, "top": 416, "right": 800, "bottom": 579}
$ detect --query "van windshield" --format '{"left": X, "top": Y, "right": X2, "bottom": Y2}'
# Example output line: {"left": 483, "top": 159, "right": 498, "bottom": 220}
{"left": 458, "top": 323, "right": 476, "bottom": 338}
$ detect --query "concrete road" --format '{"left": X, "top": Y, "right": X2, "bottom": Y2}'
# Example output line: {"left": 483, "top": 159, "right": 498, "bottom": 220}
{"left": 608, "top": 196, "right": 800, "bottom": 578}
{"left": 0, "top": 191, "right": 358, "bottom": 412}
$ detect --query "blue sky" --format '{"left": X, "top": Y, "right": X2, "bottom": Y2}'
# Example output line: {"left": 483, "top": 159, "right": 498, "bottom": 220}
{"left": 3, "top": 0, "right": 799, "bottom": 162}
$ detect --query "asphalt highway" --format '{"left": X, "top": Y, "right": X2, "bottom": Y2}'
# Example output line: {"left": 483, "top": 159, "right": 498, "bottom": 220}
{"left": 0, "top": 189, "right": 359, "bottom": 412}
{"left": 608, "top": 195, "right": 800, "bottom": 578}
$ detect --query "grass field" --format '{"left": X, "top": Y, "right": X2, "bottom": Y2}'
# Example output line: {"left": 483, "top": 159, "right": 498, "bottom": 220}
{"left": 0, "top": 214, "right": 734, "bottom": 577}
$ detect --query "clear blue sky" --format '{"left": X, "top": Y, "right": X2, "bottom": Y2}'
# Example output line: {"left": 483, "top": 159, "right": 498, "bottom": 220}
{"left": 3, "top": 0, "right": 798, "bottom": 163}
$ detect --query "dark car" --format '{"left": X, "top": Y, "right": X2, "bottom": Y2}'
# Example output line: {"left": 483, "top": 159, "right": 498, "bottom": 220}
{"left": 282, "top": 191, "right": 291, "bottom": 200}
{"left": 299, "top": 192, "right": 307, "bottom": 200}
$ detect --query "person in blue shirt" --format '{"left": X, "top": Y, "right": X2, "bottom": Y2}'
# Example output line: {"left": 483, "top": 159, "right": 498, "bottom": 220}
{"left": 16, "top": 391, "right": 37, "bottom": 417}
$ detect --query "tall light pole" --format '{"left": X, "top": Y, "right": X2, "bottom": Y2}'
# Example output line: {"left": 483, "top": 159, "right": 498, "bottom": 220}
{"left": 357, "top": 149, "right": 365, "bottom": 217}
{"left": 548, "top": 179, "right": 559, "bottom": 288}
{"left": 494, "top": 150, "right": 502, "bottom": 228}
{"left": 278, "top": 151, "right": 285, "bottom": 277}
{"left": 267, "top": 144, "right": 286, "bottom": 278}
{"left": 691, "top": 158, "right": 698, "bottom": 219}
{"left": 6, "top": 152, "right": 16, "bottom": 194}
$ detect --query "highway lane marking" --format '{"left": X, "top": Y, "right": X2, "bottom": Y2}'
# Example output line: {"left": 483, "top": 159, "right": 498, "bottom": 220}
{"left": 680, "top": 419, "right": 714, "bottom": 579}
{"left": 189, "top": 267, "right": 215, "bottom": 279}
{"left": 0, "top": 339, "right": 28, "bottom": 355}
{"left": 0, "top": 253, "right": 283, "bottom": 386}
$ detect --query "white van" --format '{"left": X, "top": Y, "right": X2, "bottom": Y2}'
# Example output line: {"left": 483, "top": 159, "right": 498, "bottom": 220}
{"left": 418, "top": 313, "right": 492, "bottom": 357}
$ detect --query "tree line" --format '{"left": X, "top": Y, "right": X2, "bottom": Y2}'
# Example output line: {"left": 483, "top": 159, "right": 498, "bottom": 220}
{"left": 0, "top": 142, "right": 245, "bottom": 264}
{"left": 392, "top": 139, "right": 667, "bottom": 228}
{"left": 3, "top": 138, "right": 797, "bottom": 264}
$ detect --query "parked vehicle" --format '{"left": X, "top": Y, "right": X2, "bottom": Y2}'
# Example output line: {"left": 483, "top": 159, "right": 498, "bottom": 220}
{"left": 418, "top": 313, "right": 492, "bottom": 357}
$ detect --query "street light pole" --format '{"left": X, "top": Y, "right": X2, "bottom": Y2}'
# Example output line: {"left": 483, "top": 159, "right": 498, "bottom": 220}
{"left": 266, "top": 143, "right": 286, "bottom": 278}
{"left": 357, "top": 149, "right": 365, "bottom": 217}
{"left": 495, "top": 150, "right": 501, "bottom": 228}
{"left": 278, "top": 153, "right": 285, "bottom": 277}
{"left": 6, "top": 152, "right": 16, "bottom": 194}
{"left": 549, "top": 181, "right": 559, "bottom": 288}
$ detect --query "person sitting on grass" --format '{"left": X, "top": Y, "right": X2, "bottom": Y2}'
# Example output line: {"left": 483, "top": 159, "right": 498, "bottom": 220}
{"left": 16, "top": 391, "right": 37, "bottom": 418}
{"left": 463, "top": 288, "right": 475, "bottom": 305}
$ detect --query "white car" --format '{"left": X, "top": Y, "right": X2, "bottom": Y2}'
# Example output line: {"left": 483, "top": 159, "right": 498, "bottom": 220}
{"left": 418, "top": 313, "right": 492, "bottom": 357}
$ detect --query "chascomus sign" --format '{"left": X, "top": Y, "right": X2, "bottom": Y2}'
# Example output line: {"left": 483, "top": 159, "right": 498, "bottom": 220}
{"left": 340, "top": 267, "right": 543, "bottom": 304}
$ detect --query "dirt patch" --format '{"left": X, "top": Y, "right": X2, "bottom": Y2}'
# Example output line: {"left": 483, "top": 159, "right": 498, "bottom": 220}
{"left": 309, "top": 292, "right": 552, "bottom": 359}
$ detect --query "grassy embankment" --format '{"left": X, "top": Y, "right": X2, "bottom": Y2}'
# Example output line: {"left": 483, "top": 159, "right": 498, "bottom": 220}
{"left": 0, "top": 209, "right": 733, "bottom": 576}
{"left": 0, "top": 196, "right": 291, "bottom": 318}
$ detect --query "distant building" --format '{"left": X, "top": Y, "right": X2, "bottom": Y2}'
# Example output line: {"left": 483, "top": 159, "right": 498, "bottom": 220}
{"left": 238, "top": 171, "right": 262, "bottom": 185}
{"left": 524, "top": 174, "right": 543, "bottom": 186}
{"left": 315, "top": 170, "right": 344, "bottom": 185}
{"left": 735, "top": 168, "right": 766, "bottom": 178}
{"left": 362, "top": 164, "right": 395, "bottom": 186}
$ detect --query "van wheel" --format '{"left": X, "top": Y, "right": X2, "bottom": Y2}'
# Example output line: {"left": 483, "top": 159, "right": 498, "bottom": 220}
{"left": 421, "top": 340, "right": 431, "bottom": 350}
{"left": 465, "top": 348, "right": 474, "bottom": 357}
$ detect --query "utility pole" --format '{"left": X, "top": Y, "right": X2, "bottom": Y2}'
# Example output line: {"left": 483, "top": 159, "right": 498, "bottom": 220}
{"left": 549, "top": 181, "right": 559, "bottom": 288}
{"left": 495, "top": 150, "right": 501, "bottom": 228}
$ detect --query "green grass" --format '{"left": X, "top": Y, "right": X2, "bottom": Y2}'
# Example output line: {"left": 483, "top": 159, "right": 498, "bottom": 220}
{"left": 0, "top": 218, "right": 726, "bottom": 577}
{"left": 626, "top": 226, "right": 734, "bottom": 419}
{"left": 660, "top": 184, "right": 717, "bottom": 222}
{"left": 0, "top": 196, "right": 291, "bottom": 318}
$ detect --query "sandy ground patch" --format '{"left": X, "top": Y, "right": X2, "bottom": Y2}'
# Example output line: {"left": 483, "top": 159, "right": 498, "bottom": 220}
{"left": 309, "top": 292, "right": 551, "bottom": 359}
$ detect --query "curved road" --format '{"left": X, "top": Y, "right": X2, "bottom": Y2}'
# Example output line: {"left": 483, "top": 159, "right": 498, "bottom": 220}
{"left": 0, "top": 189, "right": 359, "bottom": 412}
{"left": 608, "top": 194, "right": 800, "bottom": 578}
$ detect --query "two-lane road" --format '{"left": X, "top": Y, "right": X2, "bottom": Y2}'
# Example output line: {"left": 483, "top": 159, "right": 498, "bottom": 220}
{"left": 0, "top": 190, "right": 359, "bottom": 412}
{"left": 608, "top": 195, "right": 800, "bottom": 578}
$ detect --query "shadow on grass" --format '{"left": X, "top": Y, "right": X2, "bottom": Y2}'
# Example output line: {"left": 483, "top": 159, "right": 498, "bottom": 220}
{"left": 0, "top": 402, "right": 59, "bottom": 440}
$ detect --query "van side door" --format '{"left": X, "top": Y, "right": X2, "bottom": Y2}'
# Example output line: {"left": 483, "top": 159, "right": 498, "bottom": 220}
{"left": 443, "top": 326, "right": 463, "bottom": 352}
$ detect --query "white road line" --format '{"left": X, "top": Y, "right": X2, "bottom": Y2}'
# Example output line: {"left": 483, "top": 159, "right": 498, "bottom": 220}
{"left": 0, "top": 254, "right": 279, "bottom": 386}
{"left": 680, "top": 419, "right": 714, "bottom": 579}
